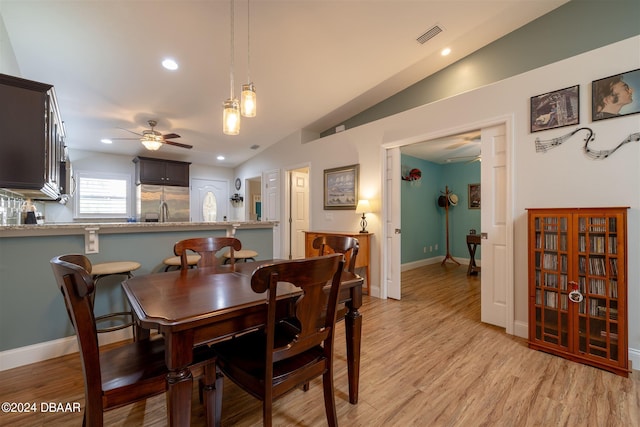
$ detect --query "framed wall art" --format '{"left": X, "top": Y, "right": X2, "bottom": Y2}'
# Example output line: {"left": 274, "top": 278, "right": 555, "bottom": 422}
{"left": 468, "top": 183, "right": 481, "bottom": 209}
{"left": 324, "top": 164, "right": 359, "bottom": 210}
{"left": 592, "top": 68, "right": 640, "bottom": 121}
{"left": 530, "top": 85, "right": 580, "bottom": 132}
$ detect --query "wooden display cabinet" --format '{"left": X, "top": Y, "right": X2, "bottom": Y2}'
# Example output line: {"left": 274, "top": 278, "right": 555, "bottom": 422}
{"left": 527, "top": 207, "right": 628, "bottom": 376}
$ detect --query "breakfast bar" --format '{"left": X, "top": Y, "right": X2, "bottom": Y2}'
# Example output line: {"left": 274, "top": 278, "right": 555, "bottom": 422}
{"left": 0, "top": 221, "right": 277, "bottom": 369}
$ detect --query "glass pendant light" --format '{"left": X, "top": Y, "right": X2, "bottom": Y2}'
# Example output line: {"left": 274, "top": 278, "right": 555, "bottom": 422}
{"left": 223, "top": 0, "right": 240, "bottom": 135}
{"left": 241, "top": 0, "right": 256, "bottom": 117}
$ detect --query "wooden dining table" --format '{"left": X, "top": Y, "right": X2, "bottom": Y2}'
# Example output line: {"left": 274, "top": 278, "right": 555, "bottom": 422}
{"left": 122, "top": 259, "right": 364, "bottom": 427}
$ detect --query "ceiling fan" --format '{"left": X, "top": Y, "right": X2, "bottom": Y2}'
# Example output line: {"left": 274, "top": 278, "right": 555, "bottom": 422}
{"left": 111, "top": 120, "right": 193, "bottom": 151}
{"left": 446, "top": 154, "right": 481, "bottom": 164}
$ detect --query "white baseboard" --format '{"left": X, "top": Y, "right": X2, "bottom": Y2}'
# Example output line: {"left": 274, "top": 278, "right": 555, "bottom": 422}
{"left": 0, "top": 329, "right": 132, "bottom": 372}
{"left": 629, "top": 347, "right": 640, "bottom": 372}
{"left": 513, "top": 320, "right": 528, "bottom": 339}
{"left": 401, "top": 256, "right": 448, "bottom": 271}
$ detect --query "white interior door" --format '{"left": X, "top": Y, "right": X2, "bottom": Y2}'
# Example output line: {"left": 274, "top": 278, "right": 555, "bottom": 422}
{"left": 191, "top": 179, "right": 228, "bottom": 222}
{"left": 262, "top": 169, "right": 281, "bottom": 258}
{"left": 290, "top": 169, "right": 309, "bottom": 259}
{"left": 385, "top": 147, "right": 402, "bottom": 300}
{"left": 480, "top": 124, "right": 508, "bottom": 328}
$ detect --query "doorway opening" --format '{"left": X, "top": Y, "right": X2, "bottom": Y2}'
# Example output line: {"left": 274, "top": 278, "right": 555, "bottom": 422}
{"left": 284, "top": 165, "right": 310, "bottom": 260}
{"left": 384, "top": 120, "right": 513, "bottom": 332}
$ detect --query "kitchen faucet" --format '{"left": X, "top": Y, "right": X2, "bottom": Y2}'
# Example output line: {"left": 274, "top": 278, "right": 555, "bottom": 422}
{"left": 160, "top": 200, "right": 169, "bottom": 222}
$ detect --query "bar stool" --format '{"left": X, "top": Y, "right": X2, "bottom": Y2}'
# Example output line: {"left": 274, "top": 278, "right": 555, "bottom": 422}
{"left": 91, "top": 261, "right": 141, "bottom": 335}
{"left": 223, "top": 249, "right": 258, "bottom": 264}
{"left": 162, "top": 254, "right": 201, "bottom": 271}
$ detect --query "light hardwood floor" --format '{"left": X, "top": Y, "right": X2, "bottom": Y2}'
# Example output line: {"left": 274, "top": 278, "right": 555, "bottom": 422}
{"left": 1, "top": 263, "right": 638, "bottom": 426}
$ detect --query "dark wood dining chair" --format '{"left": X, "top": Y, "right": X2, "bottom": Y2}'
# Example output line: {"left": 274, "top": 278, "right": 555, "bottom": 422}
{"left": 312, "top": 234, "right": 359, "bottom": 273}
{"left": 211, "top": 254, "right": 345, "bottom": 427}
{"left": 173, "top": 237, "right": 242, "bottom": 270}
{"left": 50, "top": 254, "right": 221, "bottom": 427}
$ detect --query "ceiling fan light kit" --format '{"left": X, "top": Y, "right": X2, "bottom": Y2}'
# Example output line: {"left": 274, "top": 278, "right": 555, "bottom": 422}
{"left": 141, "top": 134, "right": 163, "bottom": 151}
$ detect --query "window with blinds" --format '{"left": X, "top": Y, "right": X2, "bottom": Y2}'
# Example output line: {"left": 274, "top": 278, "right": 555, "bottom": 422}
{"left": 75, "top": 172, "right": 130, "bottom": 219}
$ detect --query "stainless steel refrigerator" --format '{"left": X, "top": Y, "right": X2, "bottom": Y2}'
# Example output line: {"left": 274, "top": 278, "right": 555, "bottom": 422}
{"left": 137, "top": 184, "right": 190, "bottom": 222}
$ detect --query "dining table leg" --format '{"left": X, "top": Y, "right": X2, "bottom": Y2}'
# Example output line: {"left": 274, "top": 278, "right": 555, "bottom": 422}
{"left": 344, "top": 284, "right": 363, "bottom": 404}
{"left": 165, "top": 333, "right": 194, "bottom": 426}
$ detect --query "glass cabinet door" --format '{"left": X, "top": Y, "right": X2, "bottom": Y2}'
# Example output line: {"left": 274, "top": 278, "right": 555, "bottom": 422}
{"left": 531, "top": 214, "right": 570, "bottom": 349}
{"left": 574, "top": 213, "right": 622, "bottom": 363}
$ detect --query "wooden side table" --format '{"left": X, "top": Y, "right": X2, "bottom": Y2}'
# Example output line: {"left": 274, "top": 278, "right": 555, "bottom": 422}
{"left": 304, "top": 231, "right": 372, "bottom": 295}
{"left": 466, "top": 234, "right": 481, "bottom": 275}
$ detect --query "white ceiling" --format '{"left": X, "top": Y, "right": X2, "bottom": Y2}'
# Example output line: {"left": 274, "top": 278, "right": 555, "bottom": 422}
{"left": 1, "top": 0, "right": 565, "bottom": 167}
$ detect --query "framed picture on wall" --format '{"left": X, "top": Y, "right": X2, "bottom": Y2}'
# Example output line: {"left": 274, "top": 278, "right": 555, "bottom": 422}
{"left": 592, "top": 68, "right": 640, "bottom": 121}
{"left": 468, "top": 183, "right": 481, "bottom": 209}
{"left": 530, "top": 85, "right": 580, "bottom": 132}
{"left": 324, "top": 164, "right": 359, "bottom": 210}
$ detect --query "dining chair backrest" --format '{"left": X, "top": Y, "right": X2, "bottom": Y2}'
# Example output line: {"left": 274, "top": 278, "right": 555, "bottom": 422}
{"left": 51, "top": 254, "right": 138, "bottom": 426}
{"left": 50, "top": 254, "right": 219, "bottom": 426}
{"left": 312, "top": 234, "right": 359, "bottom": 273}
{"left": 253, "top": 254, "right": 344, "bottom": 363}
{"left": 212, "top": 254, "right": 344, "bottom": 426}
{"left": 174, "top": 237, "right": 242, "bottom": 269}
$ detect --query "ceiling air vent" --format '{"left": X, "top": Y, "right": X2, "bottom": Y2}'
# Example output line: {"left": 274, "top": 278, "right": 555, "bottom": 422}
{"left": 250, "top": 144, "right": 260, "bottom": 150}
{"left": 416, "top": 25, "right": 443, "bottom": 45}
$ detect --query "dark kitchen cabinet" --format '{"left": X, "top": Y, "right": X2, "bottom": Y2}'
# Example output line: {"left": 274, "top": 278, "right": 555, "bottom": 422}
{"left": 0, "top": 73, "right": 65, "bottom": 199}
{"left": 133, "top": 156, "right": 190, "bottom": 187}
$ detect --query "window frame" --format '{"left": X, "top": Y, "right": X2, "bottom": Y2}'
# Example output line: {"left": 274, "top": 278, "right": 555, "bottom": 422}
{"left": 74, "top": 171, "right": 131, "bottom": 220}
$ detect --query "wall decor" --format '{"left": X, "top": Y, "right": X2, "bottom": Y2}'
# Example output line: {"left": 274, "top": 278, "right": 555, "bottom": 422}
{"left": 530, "top": 85, "right": 580, "bottom": 132}
{"left": 592, "top": 69, "right": 640, "bottom": 121}
{"left": 468, "top": 183, "right": 481, "bottom": 209}
{"left": 324, "top": 164, "right": 359, "bottom": 210}
{"left": 535, "top": 127, "right": 640, "bottom": 160}
{"left": 401, "top": 167, "right": 422, "bottom": 181}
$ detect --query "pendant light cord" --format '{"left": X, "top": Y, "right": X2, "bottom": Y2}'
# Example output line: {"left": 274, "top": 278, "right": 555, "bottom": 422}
{"left": 229, "top": 0, "right": 235, "bottom": 99}
{"left": 247, "top": 0, "right": 251, "bottom": 83}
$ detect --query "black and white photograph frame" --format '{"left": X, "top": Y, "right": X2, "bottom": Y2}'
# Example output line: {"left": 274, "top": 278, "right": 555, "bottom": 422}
{"left": 468, "top": 183, "right": 481, "bottom": 209}
{"left": 592, "top": 68, "right": 640, "bottom": 121}
{"left": 530, "top": 85, "right": 580, "bottom": 132}
{"left": 324, "top": 164, "right": 359, "bottom": 210}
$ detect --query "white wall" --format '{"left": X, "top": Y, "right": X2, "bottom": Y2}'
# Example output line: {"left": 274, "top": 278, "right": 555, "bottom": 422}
{"left": 0, "top": 12, "right": 19, "bottom": 75}
{"left": 236, "top": 36, "right": 640, "bottom": 357}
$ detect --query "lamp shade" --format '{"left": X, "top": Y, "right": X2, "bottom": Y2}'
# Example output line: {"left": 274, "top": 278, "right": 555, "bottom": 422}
{"left": 141, "top": 135, "right": 163, "bottom": 151}
{"left": 241, "top": 83, "right": 256, "bottom": 117}
{"left": 356, "top": 199, "right": 371, "bottom": 214}
{"left": 223, "top": 98, "right": 241, "bottom": 135}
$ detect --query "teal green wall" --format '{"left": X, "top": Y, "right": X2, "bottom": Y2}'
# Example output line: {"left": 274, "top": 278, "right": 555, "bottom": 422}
{"left": 322, "top": 0, "right": 640, "bottom": 135}
{"left": 0, "top": 228, "right": 272, "bottom": 351}
{"left": 401, "top": 154, "right": 480, "bottom": 264}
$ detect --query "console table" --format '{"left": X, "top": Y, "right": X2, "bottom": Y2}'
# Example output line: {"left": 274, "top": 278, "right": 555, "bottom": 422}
{"left": 466, "top": 234, "right": 481, "bottom": 275}
{"left": 304, "top": 231, "right": 372, "bottom": 295}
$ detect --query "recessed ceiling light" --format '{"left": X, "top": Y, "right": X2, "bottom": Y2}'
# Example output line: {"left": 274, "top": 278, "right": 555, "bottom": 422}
{"left": 101, "top": 139, "right": 112, "bottom": 144}
{"left": 162, "top": 58, "right": 178, "bottom": 70}
{"left": 217, "top": 155, "right": 225, "bottom": 160}
{"left": 441, "top": 47, "right": 451, "bottom": 56}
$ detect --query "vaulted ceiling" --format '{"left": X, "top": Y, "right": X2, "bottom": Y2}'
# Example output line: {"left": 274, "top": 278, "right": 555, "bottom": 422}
{"left": 1, "top": 1, "right": 566, "bottom": 167}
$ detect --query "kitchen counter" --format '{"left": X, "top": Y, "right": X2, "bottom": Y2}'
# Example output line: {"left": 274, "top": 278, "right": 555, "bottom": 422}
{"left": 0, "top": 220, "right": 276, "bottom": 362}
{"left": 0, "top": 220, "right": 277, "bottom": 237}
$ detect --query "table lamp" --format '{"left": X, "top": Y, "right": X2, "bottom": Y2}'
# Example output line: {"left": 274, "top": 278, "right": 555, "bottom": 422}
{"left": 355, "top": 199, "right": 371, "bottom": 233}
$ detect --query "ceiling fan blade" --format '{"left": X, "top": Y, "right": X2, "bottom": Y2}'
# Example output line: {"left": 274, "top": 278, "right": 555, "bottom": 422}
{"left": 116, "top": 127, "right": 143, "bottom": 137}
{"left": 165, "top": 140, "right": 193, "bottom": 149}
{"left": 445, "top": 141, "right": 469, "bottom": 150}
{"left": 109, "top": 137, "right": 142, "bottom": 140}
{"left": 162, "top": 133, "right": 181, "bottom": 140}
